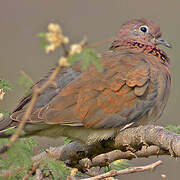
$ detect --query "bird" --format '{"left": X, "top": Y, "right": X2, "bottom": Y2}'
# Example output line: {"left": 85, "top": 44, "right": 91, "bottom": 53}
{"left": 0, "top": 18, "right": 172, "bottom": 144}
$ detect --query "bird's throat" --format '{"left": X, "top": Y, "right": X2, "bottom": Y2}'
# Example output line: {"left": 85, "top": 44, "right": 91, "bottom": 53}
{"left": 110, "top": 40, "right": 170, "bottom": 64}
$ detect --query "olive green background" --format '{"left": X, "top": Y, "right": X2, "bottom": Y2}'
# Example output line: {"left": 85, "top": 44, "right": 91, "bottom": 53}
{"left": 0, "top": 0, "right": 180, "bottom": 179}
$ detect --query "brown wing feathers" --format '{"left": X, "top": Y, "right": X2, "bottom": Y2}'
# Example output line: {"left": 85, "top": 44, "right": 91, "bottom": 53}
{"left": 2, "top": 51, "right": 155, "bottom": 131}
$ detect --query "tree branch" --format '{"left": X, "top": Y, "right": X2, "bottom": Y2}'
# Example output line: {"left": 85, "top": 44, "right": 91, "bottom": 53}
{"left": 114, "top": 125, "right": 180, "bottom": 156}
{"left": 79, "top": 160, "right": 162, "bottom": 180}
{"left": 32, "top": 125, "right": 179, "bottom": 171}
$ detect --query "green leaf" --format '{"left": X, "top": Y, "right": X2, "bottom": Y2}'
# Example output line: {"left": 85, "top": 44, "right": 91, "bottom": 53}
{"left": 68, "top": 48, "right": 103, "bottom": 72}
{"left": 104, "top": 160, "right": 129, "bottom": 173}
{"left": 0, "top": 137, "right": 38, "bottom": 180}
{"left": 64, "top": 138, "right": 72, "bottom": 144}
{"left": 0, "top": 80, "right": 13, "bottom": 92}
{"left": 0, "top": 156, "right": 6, "bottom": 169}
{"left": 166, "top": 125, "right": 180, "bottom": 134}
{"left": 6, "top": 138, "right": 37, "bottom": 168}
{"left": 68, "top": 52, "right": 82, "bottom": 64}
{"left": 111, "top": 160, "right": 129, "bottom": 170}
{"left": 18, "top": 73, "right": 33, "bottom": 96}
{"left": 0, "top": 110, "right": 10, "bottom": 120}
{"left": 37, "top": 32, "right": 46, "bottom": 38}
{"left": 37, "top": 32, "right": 49, "bottom": 49}
{"left": 40, "top": 158, "right": 71, "bottom": 180}
{"left": 18, "top": 76, "right": 33, "bottom": 88}
{"left": 40, "top": 40, "right": 49, "bottom": 49}
{"left": 85, "top": 49, "right": 103, "bottom": 72}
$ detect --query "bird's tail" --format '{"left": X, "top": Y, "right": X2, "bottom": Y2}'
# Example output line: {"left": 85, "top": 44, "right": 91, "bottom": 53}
{"left": 0, "top": 117, "right": 58, "bottom": 138}
{"left": 0, "top": 117, "right": 17, "bottom": 138}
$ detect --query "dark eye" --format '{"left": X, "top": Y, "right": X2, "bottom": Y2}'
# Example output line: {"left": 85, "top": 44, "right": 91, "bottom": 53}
{"left": 140, "top": 25, "right": 148, "bottom": 33}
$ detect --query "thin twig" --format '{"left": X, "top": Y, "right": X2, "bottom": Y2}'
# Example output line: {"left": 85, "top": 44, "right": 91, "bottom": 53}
{"left": 62, "top": 42, "right": 69, "bottom": 56}
{"left": 20, "top": 70, "right": 34, "bottom": 84}
{"left": 81, "top": 160, "right": 162, "bottom": 180}
{"left": 9, "top": 89, "right": 38, "bottom": 144}
{"left": 33, "top": 168, "right": 43, "bottom": 180}
{"left": 22, "top": 162, "right": 40, "bottom": 180}
{"left": 11, "top": 66, "right": 61, "bottom": 143}
{"left": 12, "top": 66, "right": 61, "bottom": 143}
{"left": 0, "top": 66, "right": 62, "bottom": 155}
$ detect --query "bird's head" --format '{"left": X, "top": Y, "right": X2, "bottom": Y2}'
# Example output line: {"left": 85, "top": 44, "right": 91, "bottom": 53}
{"left": 117, "top": 18, "right": 172, "bottom": 48}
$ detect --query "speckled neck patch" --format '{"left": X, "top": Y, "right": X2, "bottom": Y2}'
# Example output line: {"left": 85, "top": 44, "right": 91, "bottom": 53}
{"left": 110, "top": 41, "right": 170, "bottom": 64}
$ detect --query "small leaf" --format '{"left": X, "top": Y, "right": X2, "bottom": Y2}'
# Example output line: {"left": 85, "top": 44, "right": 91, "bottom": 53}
{"left": 41, "top": 158, "right": 71, "bottom": 179}
{"left": 0, "top": 80, "right": 13, "bottom": 92}
{"left": 67, "top": 48, "right": 103, "bottom": 72}
{"left": 111, "top": 159, "right": 129, "bottom": 170}
{"left": 37, "top": 32, "right": 46, "bottom": 38}
{"left": 81, "top": 57, "right": 90, "bottom": 70}
{"left": 0, "top": 110, "right": 10, "bottom": 119}
{"left": 68, "top": 53, "right": 82, "bottom": 65}
{"left": 0, "top": 137, "right": 38, "bottom": 175}
{"left": 166, "top": 125, "right": 180, "bottom": 134}
{"left": 64, "top": 138, "right": 72, "bottom": 144}
{"left": 104, "top": 160, "right": 129, "bottom": 173}
{"left": 40, "top": 40, "right": 49, "bottom": 49}
{"left": 18, "top": 73, "right": 33, "bottom": 96}
{"left": 90, "top": 54, "right": 103, "bottom": 72}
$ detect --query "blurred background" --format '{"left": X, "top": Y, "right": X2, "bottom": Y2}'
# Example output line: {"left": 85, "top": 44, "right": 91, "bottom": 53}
{"left": 0, "top": 0, "right": 180, "bottom": 179}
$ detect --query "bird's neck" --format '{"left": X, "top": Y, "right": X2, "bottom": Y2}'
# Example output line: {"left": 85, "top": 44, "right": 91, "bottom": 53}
{"left": 110, "top": 40, "right": 170, "bottom": 65}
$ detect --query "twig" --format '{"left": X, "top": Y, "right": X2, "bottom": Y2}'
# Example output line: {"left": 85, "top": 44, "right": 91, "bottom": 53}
{"left": 0, "top": 65, "right": 62, "bottom": 155}
{"left": 22, "top": 162, "right": 40, "bottom": 180}
{"left": 9, "top": 89, "right": 38, "bottom": 144}
{"left": 11, "top": 65, "right": 61, "bottom": 143}
{"left": 33, "top": 169, "right": 43, "bottom": 180}
{"left": 20, "top": 70, "right": 34, "bottom": 84}
{"left": 78, "top": 147, "right": 165, "bottom": 170}
{"left": 61, "top": 42, "right": 69, "bottom": 56}
{"left": 0, "top": 167, "right": 26, "bottom": 178}
{"left": 81, "top": 160, "right": 162, "bottom": 180}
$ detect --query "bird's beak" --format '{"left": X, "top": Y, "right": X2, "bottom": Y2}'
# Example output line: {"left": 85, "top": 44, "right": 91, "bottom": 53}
{"left": 156, "top": 39, "right": 172, "bottom": 48}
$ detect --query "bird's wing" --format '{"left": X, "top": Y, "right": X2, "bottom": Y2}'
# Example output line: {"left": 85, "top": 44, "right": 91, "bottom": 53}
{"left": 10, "top": 51, "right": 158, "bottom": 129}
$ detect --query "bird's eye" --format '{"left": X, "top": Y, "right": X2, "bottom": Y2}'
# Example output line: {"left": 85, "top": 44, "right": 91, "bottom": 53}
{"left": 139, "top": 25, "right": 149, "bottom": 33}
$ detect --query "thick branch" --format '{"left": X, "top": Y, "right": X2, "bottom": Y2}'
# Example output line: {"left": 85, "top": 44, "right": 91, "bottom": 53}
{"left": 33, "top": 125, "right": 179, "bottom": 170}
{"left": 115, "top": 125, "right": 180, "bottom": 156}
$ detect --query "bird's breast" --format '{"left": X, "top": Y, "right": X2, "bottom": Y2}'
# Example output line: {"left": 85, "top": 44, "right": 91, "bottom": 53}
{"left": 147, "top": 62, "right": 171, "bottom": 122}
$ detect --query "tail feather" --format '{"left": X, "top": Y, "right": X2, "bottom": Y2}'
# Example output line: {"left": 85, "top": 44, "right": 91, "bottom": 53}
{"left": 0, "top": 117, "right": 17, "bottom": 138}
{"left": 0, "top": 118, "right": 53, "bottom": 138}
{"left": 0, "top": 118, "right": 62, "bottom": 138}
{"left": 0, "top": 117, "right": 13, "bottom": 131}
